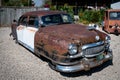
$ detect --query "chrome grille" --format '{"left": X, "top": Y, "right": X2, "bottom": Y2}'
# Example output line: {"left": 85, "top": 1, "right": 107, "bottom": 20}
{"left": 82, "top": 42, "right": 105, "bottom": 57}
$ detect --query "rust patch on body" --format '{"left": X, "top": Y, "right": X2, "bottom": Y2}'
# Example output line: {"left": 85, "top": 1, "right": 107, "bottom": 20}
{"left": 17, "top": 25, "right": 24, "bottom": 30}
{"left": 35, "top": 24, "right": 106, "bottom": 56}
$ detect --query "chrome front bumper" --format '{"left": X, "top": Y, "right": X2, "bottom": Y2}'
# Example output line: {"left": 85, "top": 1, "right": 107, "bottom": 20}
{"left": 55, "top": 51, "right": 113, "bottom": 73}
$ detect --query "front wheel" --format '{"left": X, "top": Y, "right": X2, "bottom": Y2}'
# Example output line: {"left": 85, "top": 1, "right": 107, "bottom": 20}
{"left": 115, "top": 29, "right": 119, "bottom": 36}
{"left": 102, "top": 26, "right": 105, "bottom": 31}
{"left": 48, "top": 62, "right": 57, "bottom": 71}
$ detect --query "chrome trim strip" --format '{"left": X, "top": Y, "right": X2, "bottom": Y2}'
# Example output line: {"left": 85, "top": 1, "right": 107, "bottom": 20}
{"left": 82, "top": 41, "right": 104, "bottom": 50}
{"left": 55, "top": 52, "right": 113, "bottom": 72}
{"left": 18, "top": 40, "right": 34, "bottom": 52}
{"left": 84, "top": 50, "right": 104, "bottom": 57}
{"left": 56, "top": 63, "right": 84, "bottom": 72}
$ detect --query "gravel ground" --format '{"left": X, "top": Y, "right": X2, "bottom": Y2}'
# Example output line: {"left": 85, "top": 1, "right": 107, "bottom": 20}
{"left": 0, "top": 27, "right": 120, "bottom": 80}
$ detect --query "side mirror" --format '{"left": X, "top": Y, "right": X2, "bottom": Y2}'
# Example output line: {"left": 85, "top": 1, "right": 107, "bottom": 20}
{"left": 12, "top": 19, "right": 17, "bottom": 26}
{"left": 39, "top": 21, "right": 45, "bottom": 28}
{"left": 41, "top": 24, "right": 46, "bottom": 28}
{"left": 13, "top": 19, "right": 17, "bottom": 23}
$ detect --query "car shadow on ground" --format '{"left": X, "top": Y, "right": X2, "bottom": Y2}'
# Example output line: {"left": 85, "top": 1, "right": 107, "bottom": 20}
{"left": 114, "top": 34, "right": 120, "bottom": 36}
{"left": 109, "top": 33, "right": 120, "bottom": 36}
{"left": 60, "top": 60, "right": 113, "bottom": 77}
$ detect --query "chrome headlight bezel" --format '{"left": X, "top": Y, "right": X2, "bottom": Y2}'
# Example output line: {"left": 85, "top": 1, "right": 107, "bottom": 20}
{"left": 105, "top": 36, "right": 111, "bottom": 44}
{"left": 68, "top": 44, "right": 78, "bottom": 55}
{"left": 105, "top": 36, "right": 111, "bottom": 50}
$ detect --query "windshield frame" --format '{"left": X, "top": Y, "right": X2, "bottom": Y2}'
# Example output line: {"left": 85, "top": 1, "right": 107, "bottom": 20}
{"left": 41, "top": 13, "right": 73, "bottom": 26}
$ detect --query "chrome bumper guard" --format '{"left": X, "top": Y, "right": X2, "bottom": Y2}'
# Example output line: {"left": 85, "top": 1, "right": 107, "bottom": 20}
{"left": 55, "top": 50, "right": 113, "bottom": 73}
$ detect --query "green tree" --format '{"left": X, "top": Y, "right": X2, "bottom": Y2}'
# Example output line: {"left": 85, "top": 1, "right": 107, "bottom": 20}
{"left": 2, "top": 0, "right": 32, "bottom": 6}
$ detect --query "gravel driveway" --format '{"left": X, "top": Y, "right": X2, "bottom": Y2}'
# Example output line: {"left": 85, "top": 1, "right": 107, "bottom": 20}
{"left": 0, "top": 27, "right": 120, "bottom": 80}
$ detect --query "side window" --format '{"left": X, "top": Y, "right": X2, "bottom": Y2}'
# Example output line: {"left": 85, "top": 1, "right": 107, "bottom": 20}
{"left": 28, "top": 17, "right": 39, "bottom": 28}
{"left": 62, "top": 14, "right": 73, "bottom": 23}
{"left": 52, "top": 15, "right": 62, "bottom": 23}
{"left": 18, "top": 16, "right": 27, "bottom": 25}
{"left": 41, "top": 14, "right": 62, "bottom": 25}
{"left": 118, "top": 12, "right": 120, "bottom": 19}
{"left": 109, "top": 12, "right": 117, "bottom": 20}
{"left": 42, "top": 16, "right": 52, "bottom": 25}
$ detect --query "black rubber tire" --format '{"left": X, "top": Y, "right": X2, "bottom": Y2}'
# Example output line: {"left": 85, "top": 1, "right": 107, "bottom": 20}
{"left": 102, "top": 26, "right": 105, "bottom": 31}
{"left": 48, "top": 62, "right": 57, "bottom": 71}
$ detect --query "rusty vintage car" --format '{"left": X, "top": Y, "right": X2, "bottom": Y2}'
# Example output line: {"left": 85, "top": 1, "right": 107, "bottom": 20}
{"left": 103, "top": 9, "right": 120, "bottom": 35}
{"left": 16, "top": 10, "right": 113, "bottom": 73}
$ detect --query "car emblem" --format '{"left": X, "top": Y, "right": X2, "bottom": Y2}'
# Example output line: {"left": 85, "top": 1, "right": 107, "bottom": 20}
{"left": 95, "top": 36, "right": 100, "bottom": 41}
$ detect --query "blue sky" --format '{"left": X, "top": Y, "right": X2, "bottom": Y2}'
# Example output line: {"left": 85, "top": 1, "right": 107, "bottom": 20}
{"left": 32, "top": 0, "right": 44, "bottom": 7}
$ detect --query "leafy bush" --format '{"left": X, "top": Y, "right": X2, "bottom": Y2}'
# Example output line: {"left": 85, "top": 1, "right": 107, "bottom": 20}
{"left": 79, "top": 9, "right": 105, "bottom": 24}
{"left": 50, "top": 4, "right": 74, "bottom": 18}
{"left": 50, "top": 5, "right": 105, "bottom": 25}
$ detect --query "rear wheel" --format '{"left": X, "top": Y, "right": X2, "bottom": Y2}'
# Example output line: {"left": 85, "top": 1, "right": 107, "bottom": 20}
{"left": 115, "top": 29, "right": 119, "bottom": 36}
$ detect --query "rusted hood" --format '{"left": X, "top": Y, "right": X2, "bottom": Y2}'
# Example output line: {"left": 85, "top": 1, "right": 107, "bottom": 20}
{"left": 37, "top": 23, "right": 107, "bottom": 55}
{"left": 40, "top": 24, "right": 106, "bottom": 45}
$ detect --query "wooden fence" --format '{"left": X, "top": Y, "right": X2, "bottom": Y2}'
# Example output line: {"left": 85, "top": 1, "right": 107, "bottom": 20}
{"left": 0, "top": 7, "right": 45, "bottom": 27}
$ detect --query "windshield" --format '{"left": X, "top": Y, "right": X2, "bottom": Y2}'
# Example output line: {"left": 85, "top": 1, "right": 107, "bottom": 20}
{"left": 41, "top": 14, "right": 73, "bottom": 25}
{"left": 109, "top": 12, "right": 120, "bottom": 20}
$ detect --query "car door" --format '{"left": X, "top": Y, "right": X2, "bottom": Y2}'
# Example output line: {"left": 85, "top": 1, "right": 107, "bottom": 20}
{"left": 17, "top": 16, "right": 27, "bottom": 44}
{"left": 23, "top": 16, "right": 39, "bottom": 52}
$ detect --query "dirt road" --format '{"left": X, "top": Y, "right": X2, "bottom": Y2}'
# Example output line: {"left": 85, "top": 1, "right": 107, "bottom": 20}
{"left": 0, "top": 27, "right": 120, "bottom": 80}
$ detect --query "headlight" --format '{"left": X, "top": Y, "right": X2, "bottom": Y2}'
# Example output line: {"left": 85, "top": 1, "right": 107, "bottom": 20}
{"left": 105, "top": 36, "right": 111, "bottom": 43}
{"left": 68, "top": 44, "right": 77, "bottom": 55}
{"left": 105, "top": 36, "right": 111, "bottom": 50}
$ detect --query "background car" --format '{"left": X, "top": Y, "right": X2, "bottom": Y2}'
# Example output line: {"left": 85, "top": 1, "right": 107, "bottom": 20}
{"left": 103, "top": 9, "right": 120, "bottom": 35}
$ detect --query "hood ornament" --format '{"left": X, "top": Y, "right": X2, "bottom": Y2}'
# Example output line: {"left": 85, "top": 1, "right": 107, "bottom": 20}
{"left": 95, "top": 36, "right": 100, "bottom": 41}
{"left": 87, "top": 26, "right": 96, "bottom": 30}
{"left": 87, "top": 24, "right": 99, "bottom": 30}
